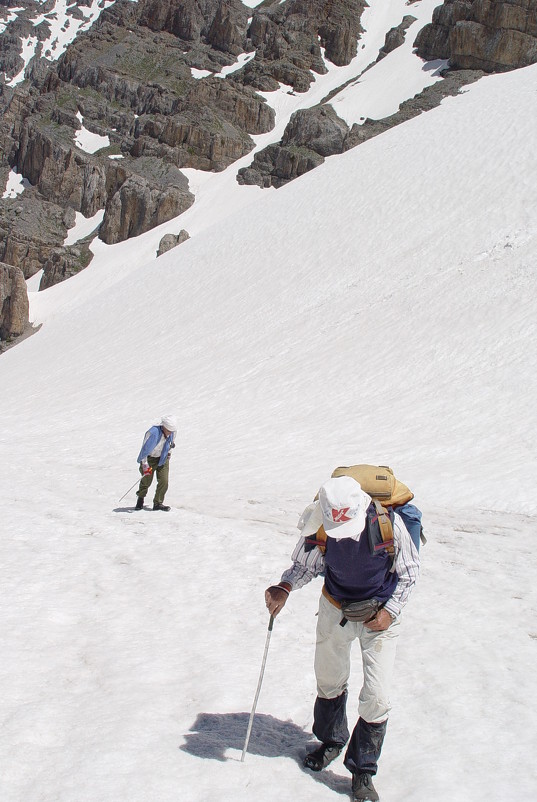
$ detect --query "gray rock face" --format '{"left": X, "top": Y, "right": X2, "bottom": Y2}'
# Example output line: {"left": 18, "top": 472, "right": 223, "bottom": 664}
{"left": 40, "top": 245, "right": 94, "bottom": 290}
{"left": 0, "top": 193, "right": 75, "bottom": 279}
{"left": 237, "top": 143, "right": 325, "bottom": 188}
{"left": 237, "top": 68, "right": 484, "bottom": 188}
{"left": 0, "top": 262, "right": 29, "bottom": 340}
{"left": 100, "top": 159, "right": 195, "bottom": 244}
{"left": 17, "top": 119, "right": 108, "bottom": 217}
{"left": 414, "top": 1, "right": 473, "bottom": 61}
{"left": 377, "top": 16, "right": 418, "bottom": 60}
{"left": 131, "top": 105, "right": 258, "bottom": 172}
{"left": 237, "top": 105, "right": 349, "bottom": 187}
{"left": 0, "top": 0, "right": 493, "bottom": 300}
{"left": 139, "top": 0, "right": 250, "bottom": 56}
{"left": 157, "top": 229, "right": 190, "bottom": 257}
{"left": 415, "top": 0, "right": 537, "bottom": 71}
{"left": 282, "top": 106, "right": 350, "bottom": 157}
{"left": 239, "top": 0, "right": 367, "bottom": 92}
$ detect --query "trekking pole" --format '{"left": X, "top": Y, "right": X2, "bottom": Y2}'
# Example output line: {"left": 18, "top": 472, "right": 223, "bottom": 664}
{"left": 241, "top": 615, "right": 274, "bottom": 762}
{"left": 118, "top": 477, "right": 141, "bottom": 504}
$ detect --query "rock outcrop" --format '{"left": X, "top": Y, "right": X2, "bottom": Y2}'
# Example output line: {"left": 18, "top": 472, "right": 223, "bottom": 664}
{"left": 40, "top": 244, "right": 94, "bottom": 290}
{"left": 139, "top": 0, "right": 250, "bottom": 56}
{"left": 0, "top": 192, "right": 76, "bottom": 279}
{"left": 17, "top": 118, "right": 108, "bottom": 217}
{"left": 0, "top": 0, "right": 513, "bottom": 299}
{"left": 237, "top": 0, "right": 367, "bottom": 93}
{"left": 237, "top": 105, "right": 348, "bottom": 188}
{"left": 377, "top": 16, "right": 418, "bottom": 60}
{"left": 157, "top": 229, "right": 190, "bottom": 257}
{"left": 0, "top": 262, "right": 29, "bottom": 341}
{"left": 100, "top": 158, "right": 195, "bottom": 244}
{"left": 238, "top": 69, "right": 484, "bottom": 188}
{"left": 0, "top": 0, "right": 276, "bottom": 286}
{"left": 414, "top": 0, "right": 537, "bottom": 71}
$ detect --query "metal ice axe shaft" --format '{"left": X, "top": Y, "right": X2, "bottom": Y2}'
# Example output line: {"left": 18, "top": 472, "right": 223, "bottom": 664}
{"left": 241, "top": 615, "right": 274, "bottom": 762}
{"left": 118, "top": 467, "right": 153, "bottom": 504}
{"left": 118, "top": 476, "right": 143, "bottom": 504}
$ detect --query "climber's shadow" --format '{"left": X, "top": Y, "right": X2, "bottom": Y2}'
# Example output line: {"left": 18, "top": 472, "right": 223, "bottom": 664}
{"left": 180, "top": 711, "right": 350, "bottom": 794}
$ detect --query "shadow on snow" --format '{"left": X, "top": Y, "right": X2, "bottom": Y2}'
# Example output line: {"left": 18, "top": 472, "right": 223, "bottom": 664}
{"left": 181, "top": 711, "right": 351, "bottom": 795}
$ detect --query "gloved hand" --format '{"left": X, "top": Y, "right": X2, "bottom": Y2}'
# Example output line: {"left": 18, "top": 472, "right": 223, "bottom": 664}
{"left": 141, "top": 461, "right": 152, "bottom": 476}
{"left": 265, "top": 583, "right": 291, "bottom": 617}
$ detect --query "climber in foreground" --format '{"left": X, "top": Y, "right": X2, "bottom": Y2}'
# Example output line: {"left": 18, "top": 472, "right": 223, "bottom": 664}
{"left": 265, "top": 475, "right": 419, "bottom": 802}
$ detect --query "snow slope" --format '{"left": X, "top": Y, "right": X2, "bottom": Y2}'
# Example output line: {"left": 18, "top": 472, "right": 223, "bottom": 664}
{"left": 1, "top": 18, "right": 537, "bottom": 802}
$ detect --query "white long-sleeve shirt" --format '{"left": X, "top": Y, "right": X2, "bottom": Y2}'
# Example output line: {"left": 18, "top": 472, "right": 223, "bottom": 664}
{"left": 142, "top": 430, "right": 166, "bottom": 459}
{"left": 280, "top": 512, "right": 420, "bottom": 619}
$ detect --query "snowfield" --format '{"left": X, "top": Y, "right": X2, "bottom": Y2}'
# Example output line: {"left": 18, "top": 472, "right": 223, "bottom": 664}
{"left": 1, "top": 4, "right": 537, "bottom": 802}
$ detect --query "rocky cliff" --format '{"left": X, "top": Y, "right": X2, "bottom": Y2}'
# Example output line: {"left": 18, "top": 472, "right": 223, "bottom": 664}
{"left": 1, "top": 0, "right": 537, "bottom": 344}
{"left": 0, "top": 0, "right": 276, "bottom": 294}
{"left": 0, "top": 261, "right": 29, "bottom": 342}
{"left": 415, "top": 0, "right": 537, "bottom": 71}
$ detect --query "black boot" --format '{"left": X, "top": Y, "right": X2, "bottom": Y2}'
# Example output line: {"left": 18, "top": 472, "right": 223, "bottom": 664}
{"left": 135, "top": 496, "right": 144, "bottom": 510}
{"left": 352, "top": 772, "right": 379, "bottom": 801}
{"left": 304, "top": 742, "right": 343, "bottom": 771}
{"left": 153, "top": 502, "right": 171, "bottom": 511}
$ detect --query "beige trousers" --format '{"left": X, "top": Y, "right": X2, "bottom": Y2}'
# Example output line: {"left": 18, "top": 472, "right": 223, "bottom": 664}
{"left": 314, "top": 593, "right": 400, "bottom": 724}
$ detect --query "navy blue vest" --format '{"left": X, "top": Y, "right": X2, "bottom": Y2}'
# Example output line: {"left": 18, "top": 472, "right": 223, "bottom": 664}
{"left": 323, "top": 528, "right": 398, "bottom": 604}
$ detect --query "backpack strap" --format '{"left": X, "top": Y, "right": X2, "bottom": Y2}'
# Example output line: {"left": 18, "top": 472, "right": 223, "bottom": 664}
{"left": 372, "top": 499, "right": 394, "bottom": 554}
{"left": 369, "top": 500, "right": 396, "bottom": 572}
{"left": 304, "top": 525, "right": 328, "bottom": 554}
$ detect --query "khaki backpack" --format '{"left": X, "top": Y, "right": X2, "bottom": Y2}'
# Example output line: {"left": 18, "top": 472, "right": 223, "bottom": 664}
{"left": 327, "top": 465, "right": 423, "bottom": 554}
{"left": 330, "top": 464, "right": 414, "bottom": 507}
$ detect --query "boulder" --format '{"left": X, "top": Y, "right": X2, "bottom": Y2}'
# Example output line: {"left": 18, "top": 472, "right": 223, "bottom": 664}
{"left": 238, "top": 69, "right": 484, "bottom": 189}
{"left": 282, "top": 106, "right": 349, "bottom": 157}
{"left": 157, "top": 229, "right": 190, "bottom": 257}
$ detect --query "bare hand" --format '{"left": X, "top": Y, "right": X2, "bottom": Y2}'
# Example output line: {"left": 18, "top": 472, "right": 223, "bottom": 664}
{"left": 265, "top": 585, "right": 289, "bottom": 617}
{"left": 364, "top": 608, "right": 394, "bottom": 631}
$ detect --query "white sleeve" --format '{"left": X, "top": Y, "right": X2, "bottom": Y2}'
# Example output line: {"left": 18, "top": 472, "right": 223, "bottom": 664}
{"left": 280, "top": 536, "right": 326, "bottom": 590}
{"left": 384, "top": 514, "right": 420, "bottom": 619}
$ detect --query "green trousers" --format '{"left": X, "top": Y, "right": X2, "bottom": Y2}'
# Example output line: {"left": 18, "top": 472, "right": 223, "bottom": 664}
{"left": 137, "top": 456, "right": 170, "bottom": 505}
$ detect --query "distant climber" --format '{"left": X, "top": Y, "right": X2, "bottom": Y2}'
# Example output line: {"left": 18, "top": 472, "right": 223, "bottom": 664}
{"left": 135, "top": 415, "right": 177, "bottom": 511}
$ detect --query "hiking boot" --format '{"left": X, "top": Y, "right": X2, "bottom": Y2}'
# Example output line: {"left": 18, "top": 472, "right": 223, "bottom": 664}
{"left": 135, "top": 496, "right": 144, "bottom": 510}
{"left": 303, "top": 742, "right": 343, "bottom": 772}
{"left": 352, "top": 772, "right": 379, "bottom": 801}
{"left": 153, "top": 502, "right": 171, "bottom": 511}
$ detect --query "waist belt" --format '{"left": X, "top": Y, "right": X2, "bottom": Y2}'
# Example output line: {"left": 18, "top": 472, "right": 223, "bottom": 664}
{"left": 322, "top": 585, "right": 381, "bottom": 626}
{"left": 322, "top": 585, "right": 342, "bottom": 609}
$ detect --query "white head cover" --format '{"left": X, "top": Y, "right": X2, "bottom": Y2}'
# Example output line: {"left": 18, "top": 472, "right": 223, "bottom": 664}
{"left": 318, "top": 476, "right": 371, "bottom": 541}
{"left": 161, "top": 415, "right": 177, "bottom": 432}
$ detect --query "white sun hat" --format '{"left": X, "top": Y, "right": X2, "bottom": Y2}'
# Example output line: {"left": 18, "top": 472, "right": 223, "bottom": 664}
{"left": 161, "top": 415, "right": 177, "bottom": 432}
{"left": 318, "top": 476, "right": 371, "bottom": 540}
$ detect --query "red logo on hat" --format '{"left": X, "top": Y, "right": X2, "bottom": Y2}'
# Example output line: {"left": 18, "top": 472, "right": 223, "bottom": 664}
{"left": 331, "top": 507, "right": 352, "bottom": 522}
